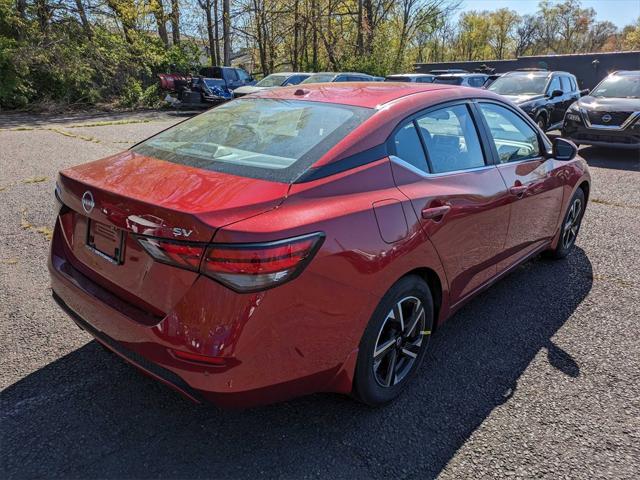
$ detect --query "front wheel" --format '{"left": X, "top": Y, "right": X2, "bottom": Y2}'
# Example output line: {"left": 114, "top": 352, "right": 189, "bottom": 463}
{"left": 353, "top": 275, "right": 434, "bottom": 406}
{"left": 547, "top": 188, "right": 586, "bottom": 259}
{"left": 536, "top": 113, "right": 548, "bottom": 131}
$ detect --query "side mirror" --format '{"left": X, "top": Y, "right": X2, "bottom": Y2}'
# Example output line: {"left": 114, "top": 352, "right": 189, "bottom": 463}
{"left": 550, "top": 89, "right": 563, "bottom": 98}
{"left": 580, "top": 89, "right": 590, "bottom": 97}
{"left": 552, "top": 137, "right": 578, "bottom": 161}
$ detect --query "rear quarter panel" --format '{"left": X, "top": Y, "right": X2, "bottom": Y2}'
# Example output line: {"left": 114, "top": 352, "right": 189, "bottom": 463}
{"left": 209, "top": 159, "right": 448, "bottom": 392}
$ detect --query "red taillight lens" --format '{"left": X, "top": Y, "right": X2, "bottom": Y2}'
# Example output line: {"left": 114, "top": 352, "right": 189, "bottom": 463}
{"left": 136, "top": 237, "right": 205, "bottom": 271}
{"left": 201, "top": 232, "right": 324, "bottom": 292}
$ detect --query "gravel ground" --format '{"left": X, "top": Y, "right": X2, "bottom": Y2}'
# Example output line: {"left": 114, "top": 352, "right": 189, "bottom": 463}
{"left": 1, "top": 112, "right": 639, "bottom": 480}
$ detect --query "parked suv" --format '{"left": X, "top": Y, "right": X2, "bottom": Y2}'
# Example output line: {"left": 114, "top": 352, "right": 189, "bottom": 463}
{"left": 433, "top": 73, "right": 488, "bottom": 88}
{"left": 488, "top": 70, "right": 581, "bottom": 131}
{"left": 198, "top": 66, "right": 256, "bottom": 91}
{"left": 562, "top": 70, "right": 640, "bottom": 149}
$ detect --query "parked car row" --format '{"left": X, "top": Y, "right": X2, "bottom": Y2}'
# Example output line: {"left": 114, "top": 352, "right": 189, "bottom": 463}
{"left": 159, "top": 65, "right": 639, "bottom": 150}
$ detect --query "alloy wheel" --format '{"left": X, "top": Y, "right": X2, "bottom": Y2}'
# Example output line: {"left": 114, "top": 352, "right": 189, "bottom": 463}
{"left": 562, "top": 197, "right": 583, "bottom": 250}
{"left": 372, "top": 296, "right": 427, "bottom": 388}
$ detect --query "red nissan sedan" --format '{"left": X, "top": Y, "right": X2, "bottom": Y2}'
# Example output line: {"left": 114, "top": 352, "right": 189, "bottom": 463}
{"left": 49, "top": 83, "right": 590, "bottom": 407}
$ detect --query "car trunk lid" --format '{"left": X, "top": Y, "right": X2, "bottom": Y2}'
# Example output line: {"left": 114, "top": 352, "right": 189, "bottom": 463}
{"left": 56, "top": 151, "right": 289, "bottom": 316}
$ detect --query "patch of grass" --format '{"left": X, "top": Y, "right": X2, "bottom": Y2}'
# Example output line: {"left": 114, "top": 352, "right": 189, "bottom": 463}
{"left": 1, "top": 259, "right": 18, "bottom": 265}
{"left": 592, "top": 273, "right": 635, "bottom": 288}
{"left": 68, "top": 119, "right": 152, "bottom": 128}
{"left": 591, "top": 198, "right": 640, "bottom": 209}
{"left": 19, "top": 210, "right": 53, "bottom": 241}
{"left": 47, "top": 127, "right": 101, "bottom": 143}
{"left": 22, "top": 176, "right": 48, "bottom": 184}
{"left": 34, "top": 226, "right": 54, "bottom": 241}
{"left": 47, "top": 127, "right": 77, "bottom": 138}
{"left": 10, "top": 126, "right": 35, "bottom": 131}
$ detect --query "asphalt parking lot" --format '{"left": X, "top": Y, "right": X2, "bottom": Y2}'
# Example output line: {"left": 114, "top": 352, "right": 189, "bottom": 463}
{"left": 1, "top": 110, "right": 639, "bottom": 480}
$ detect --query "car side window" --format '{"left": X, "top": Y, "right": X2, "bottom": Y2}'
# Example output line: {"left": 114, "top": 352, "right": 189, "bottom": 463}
{"left": 392, "top": 122, "right": 429, "bottom": 173}
{"left": 569, "top": 76, "right": 577, "bottom": 91}
{"left": 334, "top": 76, "right": 348, "bottom": 82}
{"left": 227, "top": 69, "right": 239, "bottom": 82}
{"left": 560, "top": 76, "right": 570, "bottom": 92}
{"left": 469, "top": 76, "right": 484, "bottom": 87}
{"left": 547, "top": 76, "right": 561, "bottom": 94}
{"left": 478, "top": 103, "right": 541, "bottom": 163}
{"left": 415, "top": 104, "right": 485, "bottom": 174}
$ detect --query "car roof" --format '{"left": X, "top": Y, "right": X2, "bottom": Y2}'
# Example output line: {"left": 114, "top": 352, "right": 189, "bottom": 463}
{"left": 611, "top": 70, "right": 640, "bottom": 76}
{"left": 250, "top": 82, "right": 479, "bottom": 108}
{"left": 387, "top": 73, "right": 434, "bottom": 77}
{"left": 267, "top": 72, "right": 310, "bottom": 76}
{"left": 504, "top": 70, "right": 573, "bottom": 77}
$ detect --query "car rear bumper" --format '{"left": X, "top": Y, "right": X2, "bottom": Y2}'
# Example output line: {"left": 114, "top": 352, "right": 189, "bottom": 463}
{"left": 48, "top": 219, "right": 367, "bottom": 408}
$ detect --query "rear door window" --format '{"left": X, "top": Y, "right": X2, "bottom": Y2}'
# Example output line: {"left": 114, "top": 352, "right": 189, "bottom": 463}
{"left": 392, "top": 123, "right": 429, "bottom": 173}
{"left": 415, "top": 104, "right": 485, "bottom": 174}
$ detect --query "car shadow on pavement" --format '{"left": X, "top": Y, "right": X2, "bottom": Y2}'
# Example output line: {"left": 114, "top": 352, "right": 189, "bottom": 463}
{"left": 578, "top": 146, "right": 640, "bottom": 172}
{"left": 1, "top": 248, "right": 593, "bottom": 480}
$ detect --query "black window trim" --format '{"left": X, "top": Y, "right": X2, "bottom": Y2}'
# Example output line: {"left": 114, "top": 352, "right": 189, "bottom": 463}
{"left": 472, "top": 98, "right": 551, "bottom": 166}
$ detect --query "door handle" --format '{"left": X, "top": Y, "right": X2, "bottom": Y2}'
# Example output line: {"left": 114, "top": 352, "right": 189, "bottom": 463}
{"left": 421, "top": 205, "right": 451, "bottom": 221}
{"left": 509, "top": 185, "right": 528, "bottom": 197}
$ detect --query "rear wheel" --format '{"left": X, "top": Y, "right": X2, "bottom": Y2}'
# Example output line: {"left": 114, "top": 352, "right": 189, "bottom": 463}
{"left": 547, "top": 188, "right": 585, "bottom": 259}
{"left": 353, "top": 275, "right": 434, "bottom": 406}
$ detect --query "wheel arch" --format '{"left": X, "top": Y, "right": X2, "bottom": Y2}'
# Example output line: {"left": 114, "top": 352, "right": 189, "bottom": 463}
{"left": 400, "top": 267, "right": 444, "bottom": 330}
{"left": 578, "top": 179, "right": 590, "bottom": 203}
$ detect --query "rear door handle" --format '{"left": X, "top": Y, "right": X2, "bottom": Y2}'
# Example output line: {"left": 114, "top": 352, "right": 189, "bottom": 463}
{"left": 421, "top": 205, "right": 451, "bottom": 221}
{"left": 509, "top": 185, "right": 528, "bottom": 197}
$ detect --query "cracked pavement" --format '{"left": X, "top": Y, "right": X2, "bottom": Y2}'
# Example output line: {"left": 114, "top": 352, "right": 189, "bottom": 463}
{"left": 1, "top": 111, "right": 639, "bottom": 479}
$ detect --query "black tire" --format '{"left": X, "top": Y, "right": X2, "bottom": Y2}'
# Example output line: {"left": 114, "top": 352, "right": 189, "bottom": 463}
{"left": 546, "top": 188, "right": 586, "bottom": 259}
{"left": 536, "top": 113, "right": 548, "bottom": 131}
{"left": 353, "top": 275, "right": 434, "bottom": 406}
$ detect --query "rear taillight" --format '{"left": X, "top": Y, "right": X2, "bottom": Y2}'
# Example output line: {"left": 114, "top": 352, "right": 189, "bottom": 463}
{"left": 137, "top": 237, "right": 205, "bottom": 271}
{"left": 202, "top": 233, "right": 324, "bottom": 292}
{"left": 135, "top": 232, "right": 324, "bottom": 292}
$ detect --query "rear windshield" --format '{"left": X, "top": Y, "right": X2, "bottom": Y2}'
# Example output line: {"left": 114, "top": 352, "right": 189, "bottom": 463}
{"left": 385, "top": 76, "right": 412, "bottom": 82}
{"left": 132, "top": 98, "right": 373, "bottom": 183}
{"left": 433, "top": 76, "right": 463, "bottom": 85}
{"left": 301, "top": 74, "right": 336, "bottom": 84}
{"left": 256, "top": 74, "right": 288, "bottom": 87}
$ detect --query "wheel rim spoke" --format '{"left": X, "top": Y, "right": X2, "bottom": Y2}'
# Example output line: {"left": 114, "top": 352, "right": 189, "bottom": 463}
{"left": 374, "top": 338, "right": 396, "bottom": 359}
{"left": 384, "top": 350, "right": 397, "bottom": 386}
{"left": 401, "top": 348, "right": 417, "bottom": 359}
{"left": 404, "top": 303, "right": 424, "bottom": 337}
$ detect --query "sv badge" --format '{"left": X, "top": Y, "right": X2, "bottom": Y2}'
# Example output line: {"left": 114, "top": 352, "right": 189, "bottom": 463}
{"left": 172, "top": 227, "right": 193, "bottom": 238}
